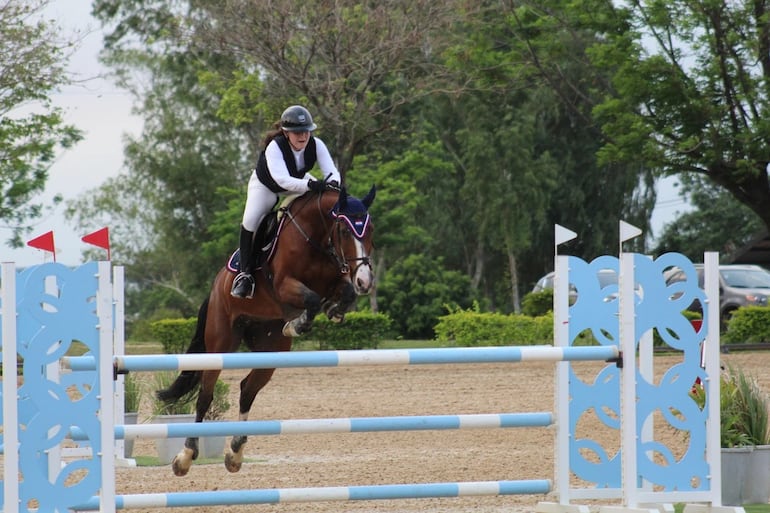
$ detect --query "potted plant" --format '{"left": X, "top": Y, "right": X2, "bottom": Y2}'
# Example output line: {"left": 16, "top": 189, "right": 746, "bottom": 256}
{"left": 199, "top": 379, "right": 231, "bottom": 459}
{"left": 122, "top": 372, "right": 143, "bottom": 458}
{"left": 151, "top": 371, "right": 196, "bottom": 465}
{"left": 695, "top": 366, "right": 770, "bottom": 505}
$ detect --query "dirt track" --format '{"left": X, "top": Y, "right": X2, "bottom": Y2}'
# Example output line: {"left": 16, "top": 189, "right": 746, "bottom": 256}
{"left": 117, "top": 351, "right": 770, "bottom": 512}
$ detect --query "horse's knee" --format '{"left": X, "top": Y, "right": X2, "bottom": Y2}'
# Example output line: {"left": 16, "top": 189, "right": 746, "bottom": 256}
{"left": 339, "top": 282, "right": 355, "bottom": 306}
{"left": 304, "top": 292, "right": 321, "bottom": 317}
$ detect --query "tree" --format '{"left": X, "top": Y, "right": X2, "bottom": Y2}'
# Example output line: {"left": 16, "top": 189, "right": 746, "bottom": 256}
{"left": 184, "top": 0, "right": 467, "bottom": 177}
{"left": 436, "top": 2, "right": 655, "bottom": 304}
{"left": 66, "top": 48, "right": 252, "bottom": 318}
{"left": 0, "top": 0, "right": 82, "bottom": 246}
{"left": 503, "top": 0, "right": 770, "bottom": 233}
{"left": 377, "top": 254, "right": 475, "bottom": 339}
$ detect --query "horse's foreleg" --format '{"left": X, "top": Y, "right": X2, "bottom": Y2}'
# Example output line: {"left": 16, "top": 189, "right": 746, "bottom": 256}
{"left": 171, "top": 369, "right": 220, "bottom": 477}
{"left": 224, "top": 367, "right": 278, "bottom": 473}
{"left": 277, "top": 278, "right": 322, "bottom": 337}
{"left": 322, "top": 281, "right": 356, "bottom": 323}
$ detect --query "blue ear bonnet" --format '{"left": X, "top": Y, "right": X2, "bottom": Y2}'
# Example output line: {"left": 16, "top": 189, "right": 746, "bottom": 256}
{"left": 332, "top": 197, "right": 370, "bottom": 239}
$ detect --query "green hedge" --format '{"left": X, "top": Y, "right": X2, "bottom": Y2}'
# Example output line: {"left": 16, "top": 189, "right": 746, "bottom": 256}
{"left": 722, "top": 306, "right": 770, "bottom": 344}
{"left": 149, "top": 318, "right": 196, "bottom": 354}
{"left": 150, "top": 312, "right": 393, "bottom": 353}
{"left": 434, "top": 310, "right": 553, "bottom": 346}
{"left": 309, "top": 311, "right": 394, "bottom": 350}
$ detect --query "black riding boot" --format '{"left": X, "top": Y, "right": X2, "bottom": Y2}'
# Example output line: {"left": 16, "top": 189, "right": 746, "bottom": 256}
{"left": 231, "top": 226, "right": 256, "bottom": 299}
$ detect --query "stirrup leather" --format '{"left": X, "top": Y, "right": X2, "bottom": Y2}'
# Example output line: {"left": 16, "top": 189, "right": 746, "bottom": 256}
{"left": 231, "top": 272, "right": 255, "bottom": 299}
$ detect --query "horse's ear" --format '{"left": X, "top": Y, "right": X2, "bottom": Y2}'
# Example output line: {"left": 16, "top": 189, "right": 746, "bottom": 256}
{"left": 338, "top": 187, "right": 348, "bottom": 211}
{"left": 362, "top": 185, "right": 376, "bottom": 209}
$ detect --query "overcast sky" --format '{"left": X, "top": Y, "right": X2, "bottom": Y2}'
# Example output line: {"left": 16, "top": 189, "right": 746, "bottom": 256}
{"left": 1, "top": 2, "right": 688, "bottom": 268}
{"left": 1, "top": 2, "right": 142, "bottom": 266}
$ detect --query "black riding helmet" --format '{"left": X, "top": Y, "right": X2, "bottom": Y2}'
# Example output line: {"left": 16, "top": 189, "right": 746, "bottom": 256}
{"left": 280, "top": 105, "right": 317, "bottom": 132}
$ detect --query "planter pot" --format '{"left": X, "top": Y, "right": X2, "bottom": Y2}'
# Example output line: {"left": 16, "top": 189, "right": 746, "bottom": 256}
{"left": 123, "top": 412, "right": 139, "bottom": 458}
{"left": 154, "top": 413, "right": 196, "bottom": 465}
{"left": 744, "top": 445, "right": 770, "bottom": 504}
{"left": 199, "top": 431, "right": 226, "bottom": 459}
{"left": 722, "top": 446, "right": 753, "bottom": 505}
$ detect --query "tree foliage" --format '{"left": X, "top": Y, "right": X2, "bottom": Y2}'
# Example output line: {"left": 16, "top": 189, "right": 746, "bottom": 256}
{"left": 377, "top": 254, "right": 476, "bottom": 339}
{"left": 78, "top": 0, "right": 770, "bottom": 338}
{"left": 0, "top": 0, "right": 82, "bottom": 246}
{"left": 587, "top": 0, "right": 770, "bottom": 230}
{"left": 182, "top": 0, "right": 468, "bottom": 176}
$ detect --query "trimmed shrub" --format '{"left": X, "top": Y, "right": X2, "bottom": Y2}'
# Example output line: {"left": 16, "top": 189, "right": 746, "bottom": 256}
{"left": 434, "top": 309, "right": 553, "bottom": 346}
{"left": 309, "top": 311, "right": 394, "bottom": 350}
{"left": 521, "top": 289, "right": 553, "bottom": 317}
{"left": 149, "top": 318, "right": 196, "bottom": 354}
{"left": 722, "top": 306, "right": 770, "bottom": 344}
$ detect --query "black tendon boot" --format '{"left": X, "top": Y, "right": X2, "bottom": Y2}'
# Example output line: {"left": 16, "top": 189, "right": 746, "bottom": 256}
{"left": 231, "top": 226, "right": 256, "bottom": 298}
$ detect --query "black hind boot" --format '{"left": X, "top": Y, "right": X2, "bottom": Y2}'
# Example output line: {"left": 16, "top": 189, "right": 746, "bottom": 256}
{"left": 231, "top": 226, "right": 256, "bottom": 298}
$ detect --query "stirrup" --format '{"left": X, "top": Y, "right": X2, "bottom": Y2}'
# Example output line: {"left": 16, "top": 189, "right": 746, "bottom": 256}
{"left": 231, "top": 272, "right": 255, "bottom": 299}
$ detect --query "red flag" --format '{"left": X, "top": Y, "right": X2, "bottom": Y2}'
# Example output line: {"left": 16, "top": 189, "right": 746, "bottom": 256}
{"left": 81, "top": 227, "right": 111, "bottom": 260}
{"left": 27, "top": 231, "right": 56, "bottom": 262}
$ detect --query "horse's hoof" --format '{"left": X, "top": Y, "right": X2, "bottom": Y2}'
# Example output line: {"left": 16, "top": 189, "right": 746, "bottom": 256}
{"left": 282, "top": 322, "right": 299, "bottom": 338}
{"left": 224, "top": 452, "right": 242, "bottom": 473}
{"left": 171, "top": 456, "right": 190, "bottom": 477}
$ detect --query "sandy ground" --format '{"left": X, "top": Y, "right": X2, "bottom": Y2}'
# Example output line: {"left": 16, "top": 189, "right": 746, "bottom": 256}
{"left": 102, "top": 351, "right": 770, "bottom": 513}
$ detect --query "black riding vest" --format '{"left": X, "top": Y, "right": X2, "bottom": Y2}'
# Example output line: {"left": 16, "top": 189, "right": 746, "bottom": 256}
{"left": 255, "top": 135, "right": 318, "bottom": 193}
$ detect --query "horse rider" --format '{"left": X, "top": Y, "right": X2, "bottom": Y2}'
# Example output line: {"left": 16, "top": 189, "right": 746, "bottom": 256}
{"left": 231, "top": 105, "right": 341, "bottom": 299}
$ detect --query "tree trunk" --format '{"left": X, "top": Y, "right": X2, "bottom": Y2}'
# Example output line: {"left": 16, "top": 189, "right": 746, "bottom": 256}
{"left": 470, "top": 240, "right": 485, "bottom": 291}
{"left": 507, "top": 249, "right": 521, "bottom": 314}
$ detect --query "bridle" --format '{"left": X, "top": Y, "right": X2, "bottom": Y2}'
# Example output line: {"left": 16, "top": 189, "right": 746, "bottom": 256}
{"left": 280, "top": 192, "right": 372, "bottom": 275}
{"left": 328, "top": 218, "right": 372, "bottom": 274}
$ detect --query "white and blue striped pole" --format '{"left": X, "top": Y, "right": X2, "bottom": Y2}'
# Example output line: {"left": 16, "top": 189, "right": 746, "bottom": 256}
{"left": 73, "top": 479, "right": 552, "bottom": 509}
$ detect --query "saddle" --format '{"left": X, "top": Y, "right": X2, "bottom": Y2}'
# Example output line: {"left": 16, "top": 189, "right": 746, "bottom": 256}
{"left": 227, "top": 194, "right": 300, "bottom": 274}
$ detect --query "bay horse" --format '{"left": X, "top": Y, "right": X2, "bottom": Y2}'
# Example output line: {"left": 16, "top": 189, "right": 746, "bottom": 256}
{"left": 156, "top": 185, "right": 375, "bottom": 476}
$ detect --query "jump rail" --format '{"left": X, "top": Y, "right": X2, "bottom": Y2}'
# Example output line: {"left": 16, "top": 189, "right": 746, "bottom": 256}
{"left": 73, "top": 480, "right": 553, "bottom": 510}
{"left": 63, "top": 345, "right": 622, "bottom": 373}
{"left": 68, "top": 412, "right": 554, "bottom": 441}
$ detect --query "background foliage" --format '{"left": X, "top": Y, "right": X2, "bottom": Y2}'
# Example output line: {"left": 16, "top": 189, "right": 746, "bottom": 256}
{"left": 6, "top": 0, "right": 766, "bottom": 340}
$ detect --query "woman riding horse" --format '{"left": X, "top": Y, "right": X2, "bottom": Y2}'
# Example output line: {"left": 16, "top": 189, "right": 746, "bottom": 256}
{"left": 157, "top": 184, "right": 375, "bottom": 477}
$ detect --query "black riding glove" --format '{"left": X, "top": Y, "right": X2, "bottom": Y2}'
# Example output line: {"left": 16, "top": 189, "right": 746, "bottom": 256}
{"left": 308, "top": 179, "right": 326, "bottom": 193}
{"left": 308, "top": 174, "right": 341, "bottom": 193}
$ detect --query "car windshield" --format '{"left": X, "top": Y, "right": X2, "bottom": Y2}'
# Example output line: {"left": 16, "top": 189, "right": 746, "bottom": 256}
{"left": 721, "top": 269, "right": 770, "bottom": 289}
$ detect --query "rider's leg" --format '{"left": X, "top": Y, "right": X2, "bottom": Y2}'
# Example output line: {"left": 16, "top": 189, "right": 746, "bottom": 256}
{"left": 231, "top": 175, "right": 276, "bottom": 299}
{"left": 231, "top": 226, "right": 256, "bottom": 298}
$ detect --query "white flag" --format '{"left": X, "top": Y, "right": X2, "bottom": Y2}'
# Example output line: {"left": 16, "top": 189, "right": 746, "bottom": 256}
{"left": 555, "top": 224, "right": 577, "bottom": 246}
{"left": 619, "top": 220, "right": 642, "bottom": 242}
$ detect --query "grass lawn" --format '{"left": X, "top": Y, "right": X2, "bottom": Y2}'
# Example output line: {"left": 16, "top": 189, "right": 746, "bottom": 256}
{"left": 675, "top": 505, "right": 770, "bottom": 512}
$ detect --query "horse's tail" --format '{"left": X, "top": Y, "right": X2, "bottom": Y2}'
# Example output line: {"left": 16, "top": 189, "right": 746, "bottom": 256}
{"left": 156, "top": 296, "right": 209, "bottom": 403}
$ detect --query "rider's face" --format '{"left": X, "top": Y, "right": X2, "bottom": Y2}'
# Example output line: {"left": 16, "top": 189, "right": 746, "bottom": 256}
{"left": 286, "top": 130, "right": 310, "bottom": 151}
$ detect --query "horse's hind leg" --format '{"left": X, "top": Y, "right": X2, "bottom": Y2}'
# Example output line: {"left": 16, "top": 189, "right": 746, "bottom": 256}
{"left": 171, "top": 369, "right": 220, "bottom": 476}
{"left": 224, "top": 367, "right": 279, "bottom": 472}
{"left": 225, "top": 323, "right": 291, "bottom": 473}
